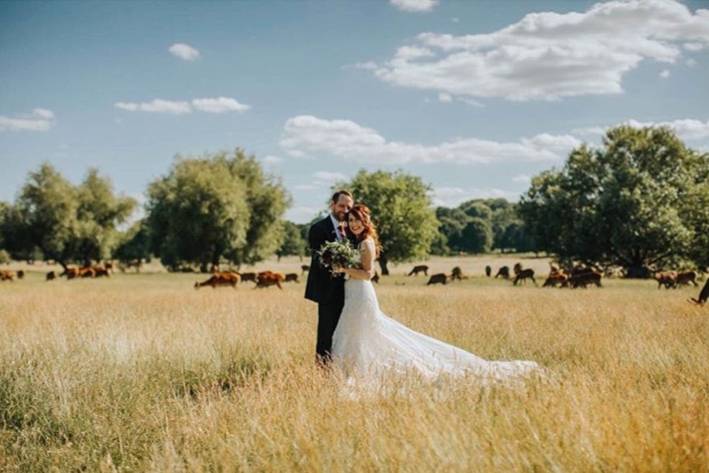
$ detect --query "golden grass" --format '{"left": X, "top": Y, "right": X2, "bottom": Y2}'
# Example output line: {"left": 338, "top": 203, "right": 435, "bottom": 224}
{"left": 0, "top": 256, "right": 706, "bottom": 472}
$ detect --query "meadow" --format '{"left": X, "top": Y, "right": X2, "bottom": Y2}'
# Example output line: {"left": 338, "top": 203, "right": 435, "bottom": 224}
{"left": 0, "top": 255, "right": 706, "bottom": 472}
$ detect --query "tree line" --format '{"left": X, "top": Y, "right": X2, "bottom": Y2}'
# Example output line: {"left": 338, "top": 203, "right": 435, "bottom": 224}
{"left": 1, "top": 126, "right": 706, "bottom": 276}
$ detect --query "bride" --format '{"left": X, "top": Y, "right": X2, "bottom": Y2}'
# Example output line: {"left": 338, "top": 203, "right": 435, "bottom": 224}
{"left": 332, "top": 204, "right": 540, "bottom": 386}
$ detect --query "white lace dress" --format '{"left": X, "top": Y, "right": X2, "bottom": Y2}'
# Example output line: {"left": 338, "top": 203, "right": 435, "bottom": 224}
{"left": 331, "top": 239, "right": 540, "bottom": 387}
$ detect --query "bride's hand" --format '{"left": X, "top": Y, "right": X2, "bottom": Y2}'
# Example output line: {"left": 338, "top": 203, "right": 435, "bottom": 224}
{"left": 333, "top": 265, "right": 346, "bottom": 274}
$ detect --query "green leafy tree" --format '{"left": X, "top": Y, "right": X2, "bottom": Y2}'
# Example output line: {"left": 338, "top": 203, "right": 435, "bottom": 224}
{"left": 339, "top": 170, "right": 438, "bottom": 275}
{"left": 276, "top": 220, "right": 306, "bottom": 260}
{"left": 2, "top": 164, "right": 136, "bottom": 267}
{"left": 113, "top": 220, "right": 152, "bottom": 264}
{"left": 459, "top": 201, "right": 492, "bottom": 221}
{"left": 74, "top": 169, "right": 136, "bottom": 264}
{"left": 458, "top": 217, "right": 493, "bottom": 254}
{"left": 146, "top": 149, "right": 290, "bottom": 271}
{"left": 519, "top": 126, "right": 707, "bottom": 276}
{"left": 13, "top": 163, "right": 79, "bottom": 269}
{"left": 221, "top": 151, "right": 290, "bottom": 265}
{"left": 434, "top": 207, "right": 468, "bottom": 255}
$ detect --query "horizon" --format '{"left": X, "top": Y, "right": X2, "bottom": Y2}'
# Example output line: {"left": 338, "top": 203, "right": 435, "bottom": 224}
{"left": 1, "top": 0, "right": 708, "bottom": 223}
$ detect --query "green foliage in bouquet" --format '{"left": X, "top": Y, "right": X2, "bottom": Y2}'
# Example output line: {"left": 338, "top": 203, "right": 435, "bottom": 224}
{"left": 316, "top": 240, "right": 361, "bottom": 275}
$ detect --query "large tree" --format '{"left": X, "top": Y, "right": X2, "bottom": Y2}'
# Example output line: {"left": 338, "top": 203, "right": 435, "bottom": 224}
{"left": 3, "top": 164, "right": 136, "bottom": 267}
{"left": 145, "top": 149, "right": 290, "bottom": 271}
{"left": 339, "top": 170, "right": 438, "bottom": 275}
{"left": 113, "top": 220, "right": 152, "bottom": 264}
{"left": 13, "top": 163, "right": 78, "bottom": 268}
{"left": 519, "top": 126, "right": 708, "bottom": 276}
{"left": 276, "top": 220, "right": 306, "bottom": 260}
{"left": 434, "top": 199, "right": 532, "bottom": 254}
{"left": 74, "top": 169, "right": 136, "bottom": 264}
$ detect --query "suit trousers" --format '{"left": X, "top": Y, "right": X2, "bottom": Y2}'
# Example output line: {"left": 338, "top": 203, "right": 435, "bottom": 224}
{"left": 316, "top": 298, "right": 345, "bottom": 364}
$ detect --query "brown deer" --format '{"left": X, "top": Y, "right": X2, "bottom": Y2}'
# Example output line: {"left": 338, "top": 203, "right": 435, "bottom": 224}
{"left": 494, "top": 266, "right": 510, "bottom": 279}
{"left": 408, "top": 265, "right": 429, "bottom": 276}
{"left": 426, "top": 273, "right": 448, "bottom": 285}
{"left": 675, "top": 271, "right": 698, "bottom": 287}
{"left": 239, "top": 272, "right": 257, "bottom": 283}
{"left": 654, "top": 271, "right": 677, "bottom": 289}
{"left": 513, "top": 268, "right": 537, "bottom": 286}
{"left": 256, "top": 271, "right": 285, "bottom": 289}
{"left": 194, "top": 271, "right": 240, "bottom": 289}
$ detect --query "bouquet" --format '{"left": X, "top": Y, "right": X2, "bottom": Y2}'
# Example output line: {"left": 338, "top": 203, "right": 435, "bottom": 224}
{"left": 316, "top": 240, "right": 361, "bottom": 276}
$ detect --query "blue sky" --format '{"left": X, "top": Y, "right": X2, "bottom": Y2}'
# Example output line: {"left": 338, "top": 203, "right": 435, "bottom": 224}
{"left": 1, "top": 0, "right": 708, "bottom": 223}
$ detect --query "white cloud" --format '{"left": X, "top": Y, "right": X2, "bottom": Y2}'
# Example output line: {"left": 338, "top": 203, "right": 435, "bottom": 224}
{"left": 192, "top": 97, "right": 250, "bottom": 113}
{"left": 115, "top": 99, "right": 191, "bottom": 114}
{"left": 512, "top": 174, "right": 531, "bottom": 184}
{"left": 32, "top": 108, "right": 54, "bottom": 119}
{"left": 684, "top": 42, "right": 704, "bottom": 51}
{"left": 452, "top": 17, "right": 460, "bottom": 23}
{"left": 373, "top": 0, "right": 709, "bottom": 101}
{"left": 573, "top": 118, "right": 709, "bottom": 142}
{"left": 624, "top": 118, "right": 709, "bottom": 140}
{"left": 262, "top": 155, "right": 283, "bottom": 165}
{"left": 280, "top": 115, "right": 580, "bottom": 165}
{"left": 660, "top": 69, "right": 671, "bottom": 78}
{"left": 0, "top": 108, "right": 55, "bottom": 132}
{"left": 390, "top": 0, "right": 438, "bottom": 13}
{"left": 115, "top": 97, "right": 249, "bottom": 115}
{"left": 686, "top": 58, "right": 697, "bottom": 67}
{"left": 313, "top": 171, "right": 349, "bottom": 183}
{"left": 169, "top": 43, "right": 200, "bottom": 61}
{"left": 430, "top": 186, "right": 520, "bottom": 207}
{"left": 438, "top": 92, "right": 453, "bottom": 103}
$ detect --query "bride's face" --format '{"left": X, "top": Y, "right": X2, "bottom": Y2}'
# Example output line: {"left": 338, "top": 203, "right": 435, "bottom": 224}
{"left": 348, "top": 214, "right": 364, "bottom": 236}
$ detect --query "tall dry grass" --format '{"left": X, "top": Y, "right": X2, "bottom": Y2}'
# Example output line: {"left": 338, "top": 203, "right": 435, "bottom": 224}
{"left": 0, "top": 258, "right": 706, "bottom": 472}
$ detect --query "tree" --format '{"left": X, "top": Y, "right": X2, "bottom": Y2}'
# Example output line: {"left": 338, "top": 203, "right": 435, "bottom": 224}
{"left": 74, "top": 169, "right": 136, "bottom": 264}
{"left": 221, "top": 151, "right": 290, "bottom": 265}
{"left": 0, "top": 164, "right": 136, "bottom": 267}
{"left": 458, "top": 217, "right": 493, "bottom": 254}
{"left": 519, "top": 126, "right": 708, "bottom": 276}
{"left": 0, "top": 249, "right": 9, "bottom": 265}
{"left": 145, "top": 149, "right": 290, "bottom": 271}
{"left": 113, "top": 220, "right": 151, "bottom": 264}
{"left": 276, "top": 221, "right": 306, "bottom": 260}
{"left": 459, "top": 201, "right": 492, "bottom": 221}
{"left": 434, "top": 207, "right": 468, "bottom": 255}
{"left": 339, "top": 170, "right": 438, "bottom": 275}
{"left": 13, "top": 163, "right": 79, "bottom": 269}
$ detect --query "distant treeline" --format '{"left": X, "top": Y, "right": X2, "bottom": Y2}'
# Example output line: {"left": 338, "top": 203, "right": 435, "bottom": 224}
{"left": 1, "top": 125, "right": 707, "bottom": 276}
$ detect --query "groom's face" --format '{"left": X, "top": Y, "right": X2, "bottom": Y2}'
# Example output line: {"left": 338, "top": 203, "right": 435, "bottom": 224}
{"left": 331, "top": 195, "right": 353, "bottom": 222}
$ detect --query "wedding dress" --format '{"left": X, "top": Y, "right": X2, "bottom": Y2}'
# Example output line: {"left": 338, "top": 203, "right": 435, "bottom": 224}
{"left": 331, "top": 239, "right": 540, "bottom": 388}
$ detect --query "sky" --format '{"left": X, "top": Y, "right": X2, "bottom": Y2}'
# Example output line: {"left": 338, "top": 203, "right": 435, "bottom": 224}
{"left": 1, "top": 0, "right": 708, "bottom": 223}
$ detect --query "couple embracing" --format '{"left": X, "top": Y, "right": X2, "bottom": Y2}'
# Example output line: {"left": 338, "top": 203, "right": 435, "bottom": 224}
{"left": 305, "top": 190, "right": 540, "bottom": 386}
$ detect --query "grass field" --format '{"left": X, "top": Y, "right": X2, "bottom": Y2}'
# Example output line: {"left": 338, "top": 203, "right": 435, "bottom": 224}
{"left": 0, "top": 255, "right": 706, "bottom": 472}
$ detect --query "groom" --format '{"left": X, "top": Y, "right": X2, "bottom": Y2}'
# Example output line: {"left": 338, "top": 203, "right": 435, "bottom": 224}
{"left": 305, "top": 190, "right": 354, "bottom": 366}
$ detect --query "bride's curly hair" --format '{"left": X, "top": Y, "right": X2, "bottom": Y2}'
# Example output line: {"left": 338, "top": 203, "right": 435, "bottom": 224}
{"left": 347, "top": 204, "right": 381, "bottom": 257}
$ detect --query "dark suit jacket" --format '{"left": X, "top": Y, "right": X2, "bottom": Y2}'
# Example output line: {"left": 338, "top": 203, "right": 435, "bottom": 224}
{"left": 304, "top": 216, "right": 351, "bottom": 304}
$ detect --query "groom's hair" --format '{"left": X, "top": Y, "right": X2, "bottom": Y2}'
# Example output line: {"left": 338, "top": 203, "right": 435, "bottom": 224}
{"left": 331, "top": 190, "right": 353, "bottom": 203}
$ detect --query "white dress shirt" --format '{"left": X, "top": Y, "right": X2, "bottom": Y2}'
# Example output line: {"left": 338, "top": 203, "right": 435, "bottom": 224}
{"left": 329, "top": 213, "right": 343, "bottom": 241}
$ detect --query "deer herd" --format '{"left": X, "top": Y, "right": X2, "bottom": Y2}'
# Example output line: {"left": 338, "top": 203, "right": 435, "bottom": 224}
{"left": 411, "top": 261, "right": 705, "bottom": 306}
{"left": 0, "top": 259, "right": 706, "bottom": 306}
